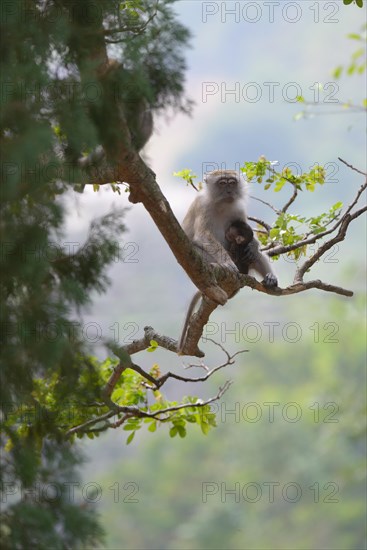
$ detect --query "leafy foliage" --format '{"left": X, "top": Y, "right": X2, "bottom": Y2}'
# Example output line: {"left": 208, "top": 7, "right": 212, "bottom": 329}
{"left": 1, "top": 443, "right": 104, "bottom": 550}
{"left": 173, "top": 169, "right": 201, "bottom": 190}
{"left": 0, "top": 0, "right": 192, "bottom": 546}
{"left": 243, "top": 158, "right": 326, "bottom": 191}
{"left": 2, "top": 358, "right": 218, "bottom": 450}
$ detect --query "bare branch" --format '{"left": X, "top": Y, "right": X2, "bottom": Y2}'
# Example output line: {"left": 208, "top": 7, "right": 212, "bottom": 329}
{"left": 250, "top": 195, "right": 281, "bottom": 214}
{"left": 297, "top": 103, "right": 366, "bottom": 117}
{"left": 238, "top": 273, "right": 353, "bottom": 298}
{"left": 281, "top": 182, "right": 298, "bottom": 213}
{"left": 156, "top": 343, "right": 248, "bottom": 387}
{"left": 248, "top": 216, "right": 271, "bottom": 233}
{"left": 338, "top": 157, "right": 367, "bottom": 177}
{"left": 295, "top": 206, "right": 367, "bottom": 283}
{"left": 188, "top": 180, "right": 200, "bottom": 192}
{"left": 66, "top": 410, "right": 116, "bottom": 437}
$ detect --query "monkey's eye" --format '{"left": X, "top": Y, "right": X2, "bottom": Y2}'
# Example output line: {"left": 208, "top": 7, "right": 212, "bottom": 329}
{"left": 228, "top": 179, "right": 237, "bottom": 186}
{"left": 218, "top": 179, "right": 227, "bottom": 186}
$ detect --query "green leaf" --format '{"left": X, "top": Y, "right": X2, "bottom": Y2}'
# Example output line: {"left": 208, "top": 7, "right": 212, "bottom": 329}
{"left": 347, "top": 33, "right": 362, "bottom": 40}
{"left": 148, "top": 421, "right": 157, "bottom": 432}
{"left": 356, "top": 0, "right": 363, "bottom": 7}
{"left": 274, "top": 179, "right": 286, "bottom": 192}
{"left": 126, "top": 431, "right": 135, "bottom": 445}
{"left": 332, "top": 66, "right": 343, "bottom": 79}
{"left": 178, "top": 428, "right": 186, "bottom": 438}
{"left": 351, "top": 48, "right": 365, "bottom": 60}
{"left": 173, "top": 169, "right": 198, "bottom": 186}
{"left": 343, "top": 0, "right": 354, "bottom": 5}
{"left": 146, "top": 340, "right": 158, "bottom": 352}
{"left": 169, "top": 426, "right": 178, "bottom": 438}
{"left": 200, "top": 422, "right": 211, "bottom": 435}
{"left": 123, "top": 424, "right": 139, "bottom": 431}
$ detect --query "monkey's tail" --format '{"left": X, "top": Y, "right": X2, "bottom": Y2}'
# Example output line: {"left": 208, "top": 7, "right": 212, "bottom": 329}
{"left": 177, "top": 291, "right": 202, "bottom": 355}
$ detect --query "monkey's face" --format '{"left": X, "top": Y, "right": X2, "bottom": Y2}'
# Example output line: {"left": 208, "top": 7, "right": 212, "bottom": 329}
{"left": 206, "top": 173, "right": 243, "bottom": 203}
{"left": 226, "top": 226, "right": 245, "bottom": 244}
{"left": 225, "top": 223, "right": 253, "bottom": 246}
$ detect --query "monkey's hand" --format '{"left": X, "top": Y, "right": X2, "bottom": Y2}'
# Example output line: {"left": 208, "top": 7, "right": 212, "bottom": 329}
{"left": 262, "top": 273, "right": 278, "bottom": 288}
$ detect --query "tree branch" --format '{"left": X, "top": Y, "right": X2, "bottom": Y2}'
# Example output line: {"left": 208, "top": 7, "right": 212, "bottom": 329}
{"left": 250, "top": 195, "right": 281, "bottom": 214}
{"left": 281, "top": 182, "right": 298, "bottom": 213}
{"left": 338, "top": 157, "right": 367, "bottom": 177}
{"left": 239, "top": 274, "right": 353, "bottom": 297}
{"left": 267, "top": 174, "right": 367, "bottom": 257}
{"left": 295, "top": 206, "right": 367, "bottom": 283}
{"left": 66, "top": 381, "right": 233, "bottom": 436}
{"left": 248, "top": 216, "right": 271, "bottom": 233}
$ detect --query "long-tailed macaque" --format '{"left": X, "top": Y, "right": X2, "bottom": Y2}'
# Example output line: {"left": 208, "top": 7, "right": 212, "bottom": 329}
{"left": 178, "top": 170, "right": 277, "bottom": 354}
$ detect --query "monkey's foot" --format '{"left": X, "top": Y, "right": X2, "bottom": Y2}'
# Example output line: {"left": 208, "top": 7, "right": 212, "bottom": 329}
{"left": 262, "top": 274, "right": 278, "bottom": 288}
{"left": 205, "top": 286, "right": 228, "bottom": 305}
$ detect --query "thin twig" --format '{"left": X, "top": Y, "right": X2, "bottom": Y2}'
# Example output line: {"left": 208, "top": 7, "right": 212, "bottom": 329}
{"left": 295, "top": 206, "right": 367, "bottom": 283}
{"left": 250, "top": 195, "right": 281, "bottom": 214}
{"left": 248, "top": 216, "right": 271, "bottom": 233}
{"left": 338, "top": 157, "right": 367, "bottom": 177}
{"left": 281, "top": 182, "right": 298, "bottom": 213}
{"left": 267, "top": 175, "right": 366, "bottom": 257}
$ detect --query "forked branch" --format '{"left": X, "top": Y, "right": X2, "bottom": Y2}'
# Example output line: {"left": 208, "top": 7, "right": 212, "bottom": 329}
{"left": 66, "top": 339, "right": 242, "bottom": 436}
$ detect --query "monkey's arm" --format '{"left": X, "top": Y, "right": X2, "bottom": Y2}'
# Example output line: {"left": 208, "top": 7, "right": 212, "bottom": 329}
{"left": 193, "top": 220, "right": 239, "bottom": 272}
{"left": 182, "top": 198, "right": 239, "bottom": 272}
{"left": 250, "top": 247, "right": 278, "bottom": 287}
{"left": 192, "top": 235, "right": 238, "bottom": 272}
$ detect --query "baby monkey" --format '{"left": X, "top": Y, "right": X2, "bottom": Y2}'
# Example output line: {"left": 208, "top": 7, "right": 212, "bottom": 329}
{"left": 225, "top": 220, "right": 254, "bottom": 275}
{"left": 225, "top": 220, "right": 277, "bottom": 286}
